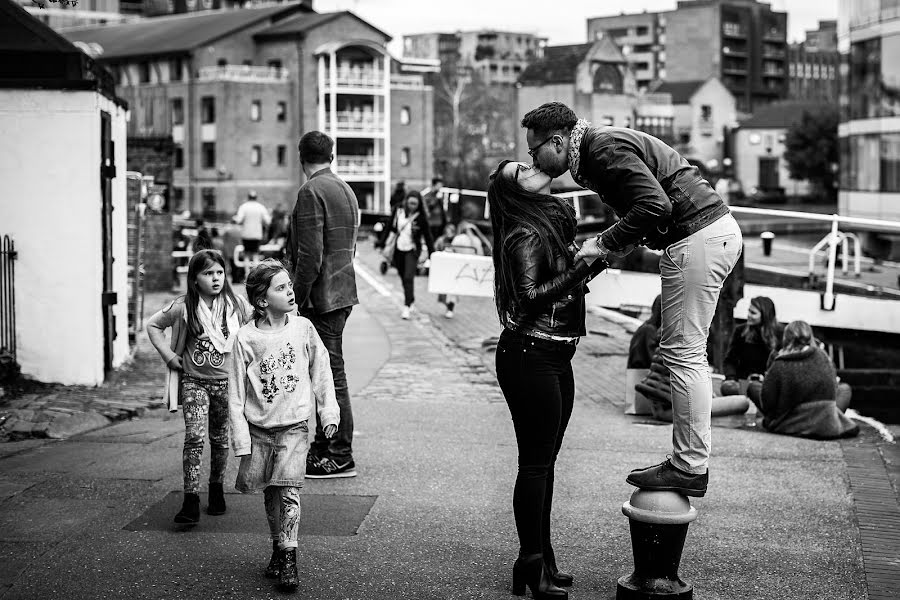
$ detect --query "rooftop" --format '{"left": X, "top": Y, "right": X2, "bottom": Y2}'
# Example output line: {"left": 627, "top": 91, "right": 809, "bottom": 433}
{"left": 738, "top": 99, "right": 835, "bottom": 129}
{"left": 518, "top": 43, "right": 592, "bottom": 85}
{"left": 649, "top": 79, "right": 707, "bottom": 104}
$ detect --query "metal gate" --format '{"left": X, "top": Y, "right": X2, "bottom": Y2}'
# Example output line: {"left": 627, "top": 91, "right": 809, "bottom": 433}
{"left": 0, "top": 235, "right": 17, "bottom": 376}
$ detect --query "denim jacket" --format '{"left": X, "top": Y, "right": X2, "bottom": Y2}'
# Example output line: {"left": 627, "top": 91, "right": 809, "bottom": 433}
{"left": 575, "top": 126, "right": 729, "bottom": 251}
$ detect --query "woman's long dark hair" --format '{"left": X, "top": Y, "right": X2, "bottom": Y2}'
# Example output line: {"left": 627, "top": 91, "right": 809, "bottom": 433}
{"left": 742, "top": 295, "right": 779, "bottom": 349}
{"left": 185, "top": 249, "right": 244, "bottom": 337}
{"left": 488, "top": 160, "right": 576, "bottom": 321}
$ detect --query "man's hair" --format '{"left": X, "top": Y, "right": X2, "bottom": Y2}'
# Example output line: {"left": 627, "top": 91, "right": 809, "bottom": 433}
{"left": 520, "top": 102, "right": 578, "bottom": 138}
{"left": 298, "top": 131, "right": 334, "bottom": 164}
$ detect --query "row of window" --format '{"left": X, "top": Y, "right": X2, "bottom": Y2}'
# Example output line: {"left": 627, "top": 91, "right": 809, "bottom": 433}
{"left": 789, "top": 62, "right": 836, "bottom": 80}
{"left": 128, "top": 58, "right": 283, "bottom": 85}
{"left": 839, "top": 133, "right": 900, "bottom": 193}
{"left": 170, "top": 97, "right": 287, "bottom": 126}
{"left": 174, "top": 144, "right": 291, "bottom": 170}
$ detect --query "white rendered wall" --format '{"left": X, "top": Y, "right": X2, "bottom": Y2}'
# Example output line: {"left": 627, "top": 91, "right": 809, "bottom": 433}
{"left": 0, "top": 89, "right": 130, "bottom": 385}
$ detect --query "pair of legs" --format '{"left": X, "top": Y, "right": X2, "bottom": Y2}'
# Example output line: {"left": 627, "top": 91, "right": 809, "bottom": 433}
{"left": 181, "top": 376, "right": 229, "bottom": 493}
{"left": 302, "top": 307, "right": 355, "bottom": 472}
{"left": 657, "top": 214, "right": 743, "bottom": 474}
{"left": 496, "top": 329, "right": 576, "bottom": 561}
{"left": 395, "top": 249, "right": 419, "bottom": 307}
{"left": 264, "top": 485, "right": 301, "bottom": 549}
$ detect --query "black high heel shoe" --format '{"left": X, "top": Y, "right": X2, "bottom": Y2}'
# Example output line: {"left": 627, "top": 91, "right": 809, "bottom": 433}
{"left": 512, "top": 554, "right": 568, "bottom": 599}
{"left": 544, "top": 547, "right": 574, "bottom": 587}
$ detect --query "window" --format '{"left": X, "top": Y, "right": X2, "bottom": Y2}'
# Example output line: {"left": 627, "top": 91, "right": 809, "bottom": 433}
{"left": 700, "top": 105, "right": 712, "bottom": 122}
{"left": 277, "top": 101, "right": 286, "bottom": 122}
{"left": 139, "top": 61, "right": 150, "bottom": 83}
{"left": 171, "top": 186, "right": 184, "bottom": 212}
{"left": 277, "top": 145, "right": 287, "bottom": 166}
{"left": 201, "top": 142, "right": 216, "bottom": 169}
{"left": 171, "top": 98, "right": 184, "bottom": 126}
{"left": 174, "top": 145, "right": 184, "bottom": 169}
{"left": 201, "top": 187, "right": 216, "bottom": 219}
{"left": 400, "top": 147, "right": 410, "bottom": 166}
{"left": 251, "top": 100, "right": 261, "bottom": 122}
{"left": 143, "top": 98, "right": 154, "bottom": 128}
{"left": 169, "top": 58, "right": 183, "bottom": 81}
{"left": 399, "top": 106, "right": 411, "bottom": 125}
{"left": 201, "top": 96, "right": 215, "bottom": 124}
{"left": 251, "top": 145, "right": 261, "bottom": 166}
{"left": 881, "top": 134, "right": 900, "bottom": 193}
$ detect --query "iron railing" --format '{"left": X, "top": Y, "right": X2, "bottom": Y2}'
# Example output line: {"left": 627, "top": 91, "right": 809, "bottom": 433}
{"left": 0, "top": 235, "right": 17, "bottom": 368}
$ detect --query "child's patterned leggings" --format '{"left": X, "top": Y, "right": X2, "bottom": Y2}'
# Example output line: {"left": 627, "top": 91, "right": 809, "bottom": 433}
{"left": 181, "top": 375, "right": 229, "bottom": 494}
{"left": 264, "top": 486, "right": 301, "bottom": 549}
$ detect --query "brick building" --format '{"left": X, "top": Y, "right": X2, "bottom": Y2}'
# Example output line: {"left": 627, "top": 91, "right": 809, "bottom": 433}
{"left": 62, "top": 2, "right": 435, "bottom": 218}
{"left": 788, "top": 19, "right": 839, "bottom": 103}
{"left": 586, "top": 11, "right": 666, "bottom": 92}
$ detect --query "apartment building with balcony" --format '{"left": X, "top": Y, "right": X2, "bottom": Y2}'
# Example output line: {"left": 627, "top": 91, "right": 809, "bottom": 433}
{"left": 586, "top": 11, "right": 666, "bottom": 92}
{"left": 589, "top": 1, "right": 787, "bottom": 115}
{"left": 838, "top": 0, "right": 900, "bottom": 255}
{"left": 62, "top": 2, "right": 434, "bottom": 218}
{"left": 788, "top": 19, "right": 839, "bottom": 103}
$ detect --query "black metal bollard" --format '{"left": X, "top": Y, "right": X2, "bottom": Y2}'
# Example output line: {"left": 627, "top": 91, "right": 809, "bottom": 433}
{"left": 617, "top": 490, "right": 697, "bottom": 600}
{"left": 760, "top": 231, "right": 775, "bottom": 257}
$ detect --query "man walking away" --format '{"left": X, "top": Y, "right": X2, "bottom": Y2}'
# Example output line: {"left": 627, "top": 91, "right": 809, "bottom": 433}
{"left": 233, "top": 190, "right": 271, "bottom": 268}
{"left": 287, "top": 131, "right": 360, "bottom": 479}
{"left": 423, "top": 176, "right": 447, "bottom": 241}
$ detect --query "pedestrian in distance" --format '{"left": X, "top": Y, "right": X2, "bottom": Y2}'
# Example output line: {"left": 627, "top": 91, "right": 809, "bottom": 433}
{"left": 522, "top": 101, "right": 743, "bottom": 497}
{"left": 389, "top": 190, "right": 435, "bottom": 320}
{"left": 233, "top": 190, "right": 272, "bottom": 267}
{"left": 227, "top": 259, "right": 340, "bottom": 592}
{"left": 146, "top": 249, "right": 252, "bottom": 524}
{"left": 286, "top": 130, "right": 359, "bottom": 479}
{"left": 488, "top": 159, "right": 607, "bottom": 600}
{"left": 423, "top": 175, "right": 448, "bottom": 242}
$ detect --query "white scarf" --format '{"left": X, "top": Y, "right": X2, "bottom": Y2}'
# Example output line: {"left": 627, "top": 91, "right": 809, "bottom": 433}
{"left": 567, "top": 118, "right": 594, "bottom": 192}
{"left": 195, "top": 295, "right": 241, "bottom": 354}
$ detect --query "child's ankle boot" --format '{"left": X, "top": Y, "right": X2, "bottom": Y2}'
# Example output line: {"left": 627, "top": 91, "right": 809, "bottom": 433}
{"left": 174, "top": 493, "right": 200, "bottom": 524}
{"left": 207, "top": 482, "right": 226, "bottom": 515}
{"left": 278, "top": 547, "right": 299, "bottom": 591}
{"left": 264, "top": 541, "right": 280, "bottom": 579}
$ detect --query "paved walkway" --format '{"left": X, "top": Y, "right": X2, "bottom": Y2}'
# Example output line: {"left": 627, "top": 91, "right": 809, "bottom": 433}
{"left": 0, "top": 237, "right": 897, "bottom": 599}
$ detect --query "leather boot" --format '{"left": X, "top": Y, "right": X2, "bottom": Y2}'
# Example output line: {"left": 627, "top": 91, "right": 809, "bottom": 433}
{"left": 207, "top": 482, "right": 226, "bottom": 515}
{"left": 278, "top": 547, "right": 299, "bottom": 591}
{"left": 512, "top": 553, "right": 567, "bottom": 599}
{"left": 544, "top": 545, "right": 574, "bottom": 587}
{"left": 264, "top": 541, "right": 280, "bottom": 579}
{"left": 174, "top": 493, "right": 200, "bottom": 524}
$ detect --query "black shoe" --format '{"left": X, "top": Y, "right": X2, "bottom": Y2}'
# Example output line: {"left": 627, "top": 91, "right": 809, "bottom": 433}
{"left": 512, "top": 554, "right": 567, "bottom": 599}
{"left": 264, "top": 541, "right": 280, "bottom": 579}
{"left": 174, "top": 493, "right": 200, "bottom": 524}
{"left": 305, "top": 457, "right": 357, "bottom": 479}
{"left": 278, "top": 547, "right": 299, "bottom": 591}
{"left": 543, "top": 546, "right": 573, "bottom": 587}
{"left": 626, "top": 458, "right": 708, "bottom": 497}
{"left": 207, "top": 482, "right": 226, "bottom": 516}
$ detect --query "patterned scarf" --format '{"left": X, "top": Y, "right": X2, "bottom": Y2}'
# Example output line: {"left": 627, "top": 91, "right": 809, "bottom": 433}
{"left": 567, "top": 118, "right": 593, "bottom": 192}
{"left": 196, "top": 295, "right": 241, "bottom": 354}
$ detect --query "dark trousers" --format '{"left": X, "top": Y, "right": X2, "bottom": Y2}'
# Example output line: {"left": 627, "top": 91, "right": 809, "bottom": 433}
{"left": 495, "top": 328, "right": 577, "bottom": 556}
{"left": 302, "top": 306, "right": 354, "bottom": 461}
{"left": 395, "top": 249, "right": 418, "bottom": 306}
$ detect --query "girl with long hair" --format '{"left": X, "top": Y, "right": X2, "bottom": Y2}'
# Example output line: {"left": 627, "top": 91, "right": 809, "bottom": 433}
{"left": 488, "top": 160, "right": 605, "bottom": 600}
{"left": 721, "top": 296, "right": 782, "bottom": 396}
{"left": 146, "top": 249, "right": 251, "bottom": 524}
{"left": 389, "top": 190, "right": 434, "bottom": 319}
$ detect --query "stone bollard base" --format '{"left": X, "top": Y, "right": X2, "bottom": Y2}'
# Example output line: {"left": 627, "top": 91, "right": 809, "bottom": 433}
{"left": 617, "top": 573, "right": 692, "bottom": 599}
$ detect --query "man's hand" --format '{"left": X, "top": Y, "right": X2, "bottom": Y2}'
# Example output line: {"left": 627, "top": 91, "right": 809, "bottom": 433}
{"left": 324, "top": 424, "right": 337, "bottom": 439}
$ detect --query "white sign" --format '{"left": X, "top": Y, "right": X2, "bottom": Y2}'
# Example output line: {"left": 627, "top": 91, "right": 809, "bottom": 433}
{"left": 427, "top": 251, "right": 494, "bottom": 297}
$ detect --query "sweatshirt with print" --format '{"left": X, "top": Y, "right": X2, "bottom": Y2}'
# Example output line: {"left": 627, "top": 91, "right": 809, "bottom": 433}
{"left": 227, "top": 315, "right": 339, "bottom": 456}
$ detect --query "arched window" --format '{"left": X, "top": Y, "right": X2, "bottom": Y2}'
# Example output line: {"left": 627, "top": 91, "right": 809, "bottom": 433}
{"left": 592, "top": 64, "right": 623, "bottom": 94}
{"left": 400, "top": 106, "right": 411, "bottom": 125}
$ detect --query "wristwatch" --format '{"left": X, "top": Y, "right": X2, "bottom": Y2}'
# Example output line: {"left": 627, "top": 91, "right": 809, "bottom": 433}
{"left": 593, "top": 233, "right": 611, "bottom": 260}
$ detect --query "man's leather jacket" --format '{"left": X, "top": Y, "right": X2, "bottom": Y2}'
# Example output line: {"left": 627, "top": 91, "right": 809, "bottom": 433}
{"left": 503, "top": 227, "right": 605, "bottom": 338}
{"left": 576, "top": 127, "right": 729, "bottom": 251}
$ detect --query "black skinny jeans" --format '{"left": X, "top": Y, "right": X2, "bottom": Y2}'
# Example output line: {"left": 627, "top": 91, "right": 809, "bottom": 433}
{"left": 395, "top": 249, "right": 418, "bottom": 306}
{"left": 496, "top": 328, "right": 577, "bottom": 557}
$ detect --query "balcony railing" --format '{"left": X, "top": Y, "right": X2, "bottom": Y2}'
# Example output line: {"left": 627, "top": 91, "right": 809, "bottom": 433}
{"left": 336, "top": 156, "right": 384, "bottom": 176}
{"left": 722, "top": 23, "right": 746, "bottom": 37}
{"left": 198, "top": 65, "right": 289, "bottom": 83}
{"left": 327, "top": 70, "right": 385, "bottom": 89}
{"left": 330, "top": 112, "right": 385, "bottom": 132}
{"left": 390, "top": 74, "right": 426, "bottom": 90}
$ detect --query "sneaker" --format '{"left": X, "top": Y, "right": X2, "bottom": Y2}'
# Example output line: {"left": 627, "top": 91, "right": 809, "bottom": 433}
{"left": 444, "top": 310, "right": 454, "bottom": 319}
{"left": 625, "top": 457, "right": 708, "bottom": 497}
{"left": 305, "top": 458, "right": 357, "bottom": 479}
{"left": 307, "top": 454, "right": 323, "bottom": 469}
{"left": 401, "top": 306, "right": 411, "bottom": 320}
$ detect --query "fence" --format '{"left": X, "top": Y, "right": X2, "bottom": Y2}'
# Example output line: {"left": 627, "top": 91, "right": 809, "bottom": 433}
{"left": 0, "top": 235, "right": 17, "bottom": 371}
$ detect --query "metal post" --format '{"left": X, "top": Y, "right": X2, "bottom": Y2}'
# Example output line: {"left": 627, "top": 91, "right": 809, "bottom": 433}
{"left": 823, "top": 215, "right": 839, "bottom": 311}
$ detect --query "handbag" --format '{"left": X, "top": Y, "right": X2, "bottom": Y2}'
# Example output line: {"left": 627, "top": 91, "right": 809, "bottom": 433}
{"left": 381, "top": 212, "right": 414, "bottom": 263}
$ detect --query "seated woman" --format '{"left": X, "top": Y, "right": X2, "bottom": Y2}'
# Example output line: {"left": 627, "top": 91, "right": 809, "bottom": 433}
{"left": 721, "top": 296, "right": 782, "bottom": 402}
{"left": 759, "top": 320, "right": 858, "bottom": 439}
{"left": 627, "top": 295, "right": 661, "bottom": 370}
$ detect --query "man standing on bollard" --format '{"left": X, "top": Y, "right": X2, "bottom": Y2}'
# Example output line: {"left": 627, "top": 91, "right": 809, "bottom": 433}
{"left": 286, "top": 131, "right": 359, "bottom": 479}
{"left": 522, "top": 102, "right": 742, "bottom": 497}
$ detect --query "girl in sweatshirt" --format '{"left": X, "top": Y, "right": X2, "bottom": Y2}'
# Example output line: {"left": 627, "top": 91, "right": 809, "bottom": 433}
{"left": 227, "top": 259, "right": 339, "bottom": 592}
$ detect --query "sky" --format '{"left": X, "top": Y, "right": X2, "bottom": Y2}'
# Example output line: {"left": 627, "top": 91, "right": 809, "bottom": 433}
{"left": 313, "top": 0, "right": 838, "bottom": 55}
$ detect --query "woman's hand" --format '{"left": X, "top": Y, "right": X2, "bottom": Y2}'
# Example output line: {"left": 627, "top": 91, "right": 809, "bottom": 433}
{"left": 167, "top": 356, "right": 183, "bottom": 371}
{"left": 324, "top": 424, "right": 337, "bottom": 439}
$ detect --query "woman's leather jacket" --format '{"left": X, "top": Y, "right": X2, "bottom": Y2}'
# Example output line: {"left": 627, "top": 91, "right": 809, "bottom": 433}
{"left": 503, "top": 227, "right": 605, "bottom": 338}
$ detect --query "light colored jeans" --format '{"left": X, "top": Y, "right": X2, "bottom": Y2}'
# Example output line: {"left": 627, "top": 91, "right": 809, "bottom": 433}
{"left": 659, "top": 213, "right": 742, "bottom": 474}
